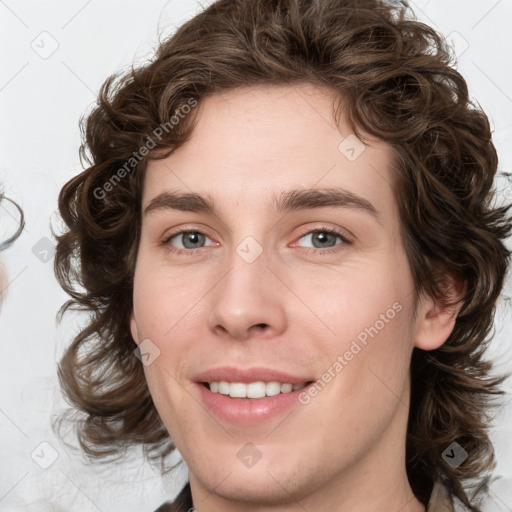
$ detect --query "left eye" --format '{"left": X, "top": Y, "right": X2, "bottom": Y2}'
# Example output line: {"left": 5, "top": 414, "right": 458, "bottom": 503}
{"left": 296, "top": 229, "right": 346, "bottom": 250}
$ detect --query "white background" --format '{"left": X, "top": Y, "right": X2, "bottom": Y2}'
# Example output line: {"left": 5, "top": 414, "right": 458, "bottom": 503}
{"left": 1, "top": 0, "right": 511, "bottom": 511}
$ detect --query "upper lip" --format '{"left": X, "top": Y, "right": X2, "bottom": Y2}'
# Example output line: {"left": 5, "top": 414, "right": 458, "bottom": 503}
{"left": 194, "top": 366, "right": 314, "bottom": 385}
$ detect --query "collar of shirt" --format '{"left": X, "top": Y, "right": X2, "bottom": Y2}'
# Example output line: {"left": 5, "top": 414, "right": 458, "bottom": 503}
{"left": 427, "top": 479, "right": 455, "bottom": 512}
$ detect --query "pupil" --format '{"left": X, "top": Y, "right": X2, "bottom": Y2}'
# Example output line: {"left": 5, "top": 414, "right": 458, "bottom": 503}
{"left": 184, "top": 232, "right": 204, "bottom": 248}
{"left": 314, "top": 232, "right": 334, "bottom": 248}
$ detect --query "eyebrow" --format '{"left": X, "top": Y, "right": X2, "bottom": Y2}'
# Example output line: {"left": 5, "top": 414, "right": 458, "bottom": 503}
{"left": 143, "top": 187, "right": 380, "bottom": 221}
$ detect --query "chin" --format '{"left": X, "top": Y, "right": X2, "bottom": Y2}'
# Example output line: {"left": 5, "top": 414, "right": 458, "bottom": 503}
{"left": 194, "top": 465, "right": 312, "bottom": 506}
{"left": 187, "top": 442, "right": 329, "bottom": 505}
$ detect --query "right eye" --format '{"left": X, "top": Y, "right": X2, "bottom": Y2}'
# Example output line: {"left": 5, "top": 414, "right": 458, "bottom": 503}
{"left": 163, "top": 230, "right": 217, "bottom": 255}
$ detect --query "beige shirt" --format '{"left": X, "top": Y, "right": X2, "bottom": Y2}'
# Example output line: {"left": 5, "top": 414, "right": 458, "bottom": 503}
{"left": 155, "top": 479, "right": 467, "bottom": 511}
{"left": 427, "top": 480, "right": 457, "bottom": 511}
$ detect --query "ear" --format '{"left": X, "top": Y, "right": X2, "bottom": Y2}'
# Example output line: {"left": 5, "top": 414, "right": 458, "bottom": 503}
{"left": 413, "top": 270, "right": 465, "bottom": 351}
{"left": 130, "top": 310, "right": 140, "bottom": 346}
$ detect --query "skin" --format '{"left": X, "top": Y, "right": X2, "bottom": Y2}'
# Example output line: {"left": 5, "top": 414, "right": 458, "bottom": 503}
{"left": 0, "top": 263, "right": 5, "bottom": 305}
{"left": 0, "top": 259, "right": 9, "bottom": 305}
{"left": 130, "top": 83, "right": 461, "bottom": 511}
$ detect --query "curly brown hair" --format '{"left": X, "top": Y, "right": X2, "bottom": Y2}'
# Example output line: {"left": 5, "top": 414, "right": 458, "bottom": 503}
{"left": 52, "top": 0, "right": 512, "bottom": 509}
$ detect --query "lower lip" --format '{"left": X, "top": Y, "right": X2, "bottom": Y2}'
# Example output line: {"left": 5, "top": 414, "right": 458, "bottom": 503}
{"left": 196, "top": 383, "right": 311, "bottom": 424}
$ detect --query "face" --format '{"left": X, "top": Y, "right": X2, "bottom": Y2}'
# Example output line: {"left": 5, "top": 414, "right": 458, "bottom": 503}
{"left": 130, "top": 83, "right": 431, "bottom": 507}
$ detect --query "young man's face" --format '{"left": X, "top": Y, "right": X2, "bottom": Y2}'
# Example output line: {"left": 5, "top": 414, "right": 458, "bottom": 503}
{"left": 130, "top": 84, "right": 445, "bottom": 509}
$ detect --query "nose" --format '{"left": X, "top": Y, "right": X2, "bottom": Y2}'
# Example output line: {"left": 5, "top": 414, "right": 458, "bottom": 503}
{"left": 206, "top": 244, "right": 287, "bottom": 342}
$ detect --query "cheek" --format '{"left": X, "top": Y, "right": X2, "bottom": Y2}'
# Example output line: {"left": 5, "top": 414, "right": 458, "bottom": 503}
{"left": 132, "top": 263, "right": 202, "bottom": 342}
{"left": 131, "top": 263, "right": 212, "bottom": 400}
{"left": 131, "top": 267, "right": 198, "bottom": 409}
{"left": 299, "top": 256, "right": 414, "bottom": 403}
{"left": 301, "top": 261, "right": 410, "bottom": 342}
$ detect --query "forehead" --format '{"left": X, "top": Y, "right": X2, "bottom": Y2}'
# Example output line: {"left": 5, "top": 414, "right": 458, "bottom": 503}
{"left": 142, "top": 83, "right": 398, "bottom": 220}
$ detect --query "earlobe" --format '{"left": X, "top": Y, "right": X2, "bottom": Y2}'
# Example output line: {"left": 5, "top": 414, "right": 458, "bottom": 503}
{"left": 129, "top": 310, "right": 140, "bottom": 345}
{"left": 413, "top": 271, "right": 465, "bottom": 351}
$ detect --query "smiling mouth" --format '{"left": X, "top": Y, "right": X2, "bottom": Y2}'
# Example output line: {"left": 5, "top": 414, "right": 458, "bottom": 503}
{"left": 202, "top": 380, "right": 313, "bottom": 399}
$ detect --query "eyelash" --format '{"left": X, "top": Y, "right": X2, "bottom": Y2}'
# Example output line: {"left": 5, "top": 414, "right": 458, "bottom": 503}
{"left": 162, "top": 225, "right": 352, "bottom": 257}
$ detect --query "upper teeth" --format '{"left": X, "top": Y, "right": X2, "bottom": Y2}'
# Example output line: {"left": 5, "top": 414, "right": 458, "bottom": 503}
{"left": 208, "top": 381, "right": 306, "bottom": 399}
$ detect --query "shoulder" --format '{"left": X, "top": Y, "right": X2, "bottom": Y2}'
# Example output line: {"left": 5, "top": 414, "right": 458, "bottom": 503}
{"left": 427, "top": 479, "right": 455, "bottom": 511}
{"left": 427, "top": 479, "right": 474, "bottom": 512}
